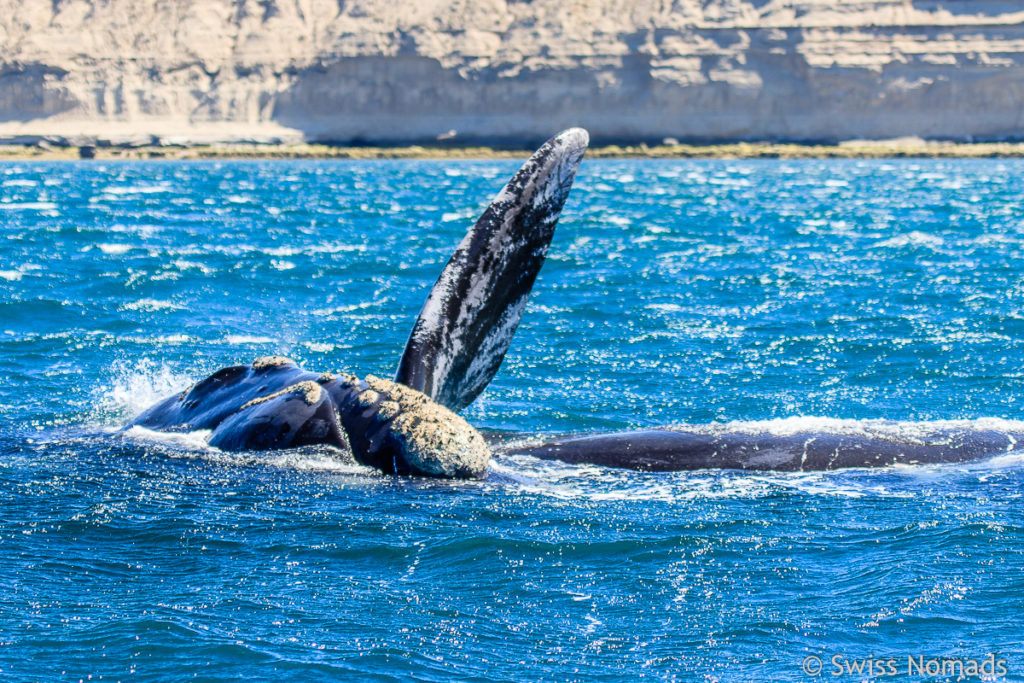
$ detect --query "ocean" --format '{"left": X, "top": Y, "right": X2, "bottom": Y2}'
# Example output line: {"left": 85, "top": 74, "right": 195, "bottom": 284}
{"left": 1, "top": 158, "right": 1022, "bottom": 681}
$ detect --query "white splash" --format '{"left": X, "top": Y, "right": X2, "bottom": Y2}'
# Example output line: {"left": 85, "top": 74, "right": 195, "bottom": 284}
{"left": 121, "top": 426, "right": 368, "bottom": 473}
{"left": 97, "top": 243, "right": 133, "bottom": 255}
{"left": 223, "top": 335, "right": 277, "bottom": 345}
{"left": 120, "top": 299, "right": 184, "bottom": 312}
{"left": 101, "top": 184, "right": 171, "bottom": 195}
{"left": 0, "top": 201, "right": 58, "bottom": 210}
{"left": 90, "top": 359, "right": 194, "bottom": 427}
{"left": 872, "top": 231, "right": 945, "bottom": 249}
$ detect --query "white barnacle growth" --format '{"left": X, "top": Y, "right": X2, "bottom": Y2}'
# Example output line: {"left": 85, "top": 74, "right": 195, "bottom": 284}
{"left": 357, "top": 389, "right": 380, "bottom": 408}
{"left": 364, "top": 375, "right": 489, "bottom": 478}
{"left": 252, "top": 355, "right": 295, "bottom": 370}
{"left": 241, "top": 380, "right": 322, "bottom": 409}
{"left": 377, "top": 400, "right": 400, "bottom": 421}
{"left": 296, "top": 381, "right": 323, "bottom": 405}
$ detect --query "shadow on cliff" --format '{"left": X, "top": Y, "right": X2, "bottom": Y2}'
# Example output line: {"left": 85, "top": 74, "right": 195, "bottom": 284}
{"left": 0, "top": 64, "right": 76, "bottom": 124}
{"left": 269, "top": 51, "right": 663, "bottom": 147}
{"left": 267, "top": 28, "right": 831, "bottom": 147}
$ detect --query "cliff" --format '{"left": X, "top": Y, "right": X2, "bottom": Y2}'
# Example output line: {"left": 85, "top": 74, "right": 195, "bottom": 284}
{"left": 2, "top": 0, "right": 1024, "bottom": 145}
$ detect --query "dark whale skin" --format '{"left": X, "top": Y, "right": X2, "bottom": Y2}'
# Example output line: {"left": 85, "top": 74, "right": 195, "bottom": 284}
{"left": 501, "top": 428, "right": 1024, "bottom": 471}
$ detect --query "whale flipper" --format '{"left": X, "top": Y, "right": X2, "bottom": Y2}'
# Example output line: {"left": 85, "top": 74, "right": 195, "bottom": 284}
{"left": 395, "top": 128, "right": 589, "bottom": 412}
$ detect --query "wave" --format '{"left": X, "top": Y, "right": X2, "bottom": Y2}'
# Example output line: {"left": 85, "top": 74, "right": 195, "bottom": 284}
{"left": 100, "top": 184, "right": 172, "bottom": 196}
{"left": 119, "top": 298, "right": 184, "bottom": 312}
{"left": 118, "top": 426, "right": 365, "bottom": 473}
{"left": 222, "top": 334, "right": 279, "bottom": 345}
{"left": 489, "top": 450, "right": 1024, "bottom": 504}
{"left": 0, "top": 201, "right": 59, "bottom": 211}
{"left": 486, "top": 454, "right": 910, "bottom": 502}
{"left": 97, "top": 243, "right": 133, "bottom": 255}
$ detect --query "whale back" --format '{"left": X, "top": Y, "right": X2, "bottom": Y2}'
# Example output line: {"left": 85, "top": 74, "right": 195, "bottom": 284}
{"left": 395, "top": 128, "right": 589, "bottom": 412}
{"left": 500, "top": 428, "right": 1024, "bottom": 471}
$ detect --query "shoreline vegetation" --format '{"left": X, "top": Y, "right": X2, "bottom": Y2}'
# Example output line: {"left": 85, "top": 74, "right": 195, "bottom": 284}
{"left": 5, "top": 139, "right": 1024, "bottom": 161}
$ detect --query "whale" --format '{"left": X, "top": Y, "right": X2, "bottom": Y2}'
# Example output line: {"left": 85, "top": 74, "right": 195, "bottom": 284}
{"left": 501, "top": 427, "right": 1024, "bottom": 471}
{"left": 127, "top": 127, "right": 1024, "bottom": 477}
{"left": 128, "top": 128, "right": 590, "bottom": 478}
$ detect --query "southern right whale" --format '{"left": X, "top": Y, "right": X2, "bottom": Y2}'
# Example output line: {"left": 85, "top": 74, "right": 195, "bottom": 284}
{"left": 126, "top": 127, "right": 1024, "bottom": 476}
{"left": 505, "top": 426, "right": 1023, "bottom": 472}
{"left": 127, "top": 128, "right": 591, "bottom": 477}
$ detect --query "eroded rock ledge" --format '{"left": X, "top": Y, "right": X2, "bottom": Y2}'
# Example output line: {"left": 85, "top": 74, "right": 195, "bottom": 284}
{"left": 2, "top": 0, "right": 1024, "bottom": 145}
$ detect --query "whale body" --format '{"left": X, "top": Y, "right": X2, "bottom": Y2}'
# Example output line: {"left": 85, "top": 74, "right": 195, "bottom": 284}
{"left": 128, "top": 128, "right": 589, "bottom": 477}
{"left": 500, "top": 427, "right": 1024, "bottom": 471}
{"left": 127, "top": 127, "right": 1022, "bottom": 477}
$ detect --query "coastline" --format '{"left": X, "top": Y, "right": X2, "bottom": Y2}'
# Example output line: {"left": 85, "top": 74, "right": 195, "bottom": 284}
{"left": 5, "top": 139, "right": 1024, "bottom": 161}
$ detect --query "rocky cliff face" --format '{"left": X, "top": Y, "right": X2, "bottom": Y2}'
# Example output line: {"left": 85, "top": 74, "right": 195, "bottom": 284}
{"left": 2, "top": 0, "right": 1024, "bottom": 144}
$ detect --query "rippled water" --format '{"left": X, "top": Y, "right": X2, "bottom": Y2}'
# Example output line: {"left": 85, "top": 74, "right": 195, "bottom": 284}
{"left": 2, "top": 159, "right": 1023, "bottom": 681}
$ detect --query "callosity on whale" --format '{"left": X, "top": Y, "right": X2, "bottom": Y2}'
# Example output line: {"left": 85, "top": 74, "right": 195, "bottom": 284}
{"left": 127, "top": 128, "right": 591, "bottom": 478}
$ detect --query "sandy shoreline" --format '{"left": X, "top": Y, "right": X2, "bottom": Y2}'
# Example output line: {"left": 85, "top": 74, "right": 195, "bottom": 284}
{"left": 5, "top": 140, "right": 1024, "bottom": 161}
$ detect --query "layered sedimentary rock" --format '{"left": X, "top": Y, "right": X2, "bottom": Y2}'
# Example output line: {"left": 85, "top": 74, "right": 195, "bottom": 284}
{"left": 2, "top": 0, "right": 1024, "bottom": 144}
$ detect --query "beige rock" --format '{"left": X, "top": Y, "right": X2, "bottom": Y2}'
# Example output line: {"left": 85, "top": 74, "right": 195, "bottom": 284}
{"left": 2, "top": 0, "right": 1024, "bottom": 144}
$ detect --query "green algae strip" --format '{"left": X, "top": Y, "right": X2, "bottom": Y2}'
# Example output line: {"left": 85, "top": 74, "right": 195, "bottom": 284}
{"left": 6, "top": 139, "right": 1024, "bottom": 160}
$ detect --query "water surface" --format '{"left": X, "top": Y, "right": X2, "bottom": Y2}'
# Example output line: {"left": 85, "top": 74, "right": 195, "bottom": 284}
{"left": 1, "top": 159, "right": 1022, "bottom": 681}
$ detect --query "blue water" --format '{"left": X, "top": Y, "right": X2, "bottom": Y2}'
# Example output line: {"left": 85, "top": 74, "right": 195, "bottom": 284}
{"left": 2, "top": 158, "right": 1023, "bottom": 681}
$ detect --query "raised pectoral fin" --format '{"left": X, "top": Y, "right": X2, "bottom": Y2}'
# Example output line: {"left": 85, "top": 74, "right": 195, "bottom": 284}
{"left": 395, "top": 128, "right": 589, "bottom": 412}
